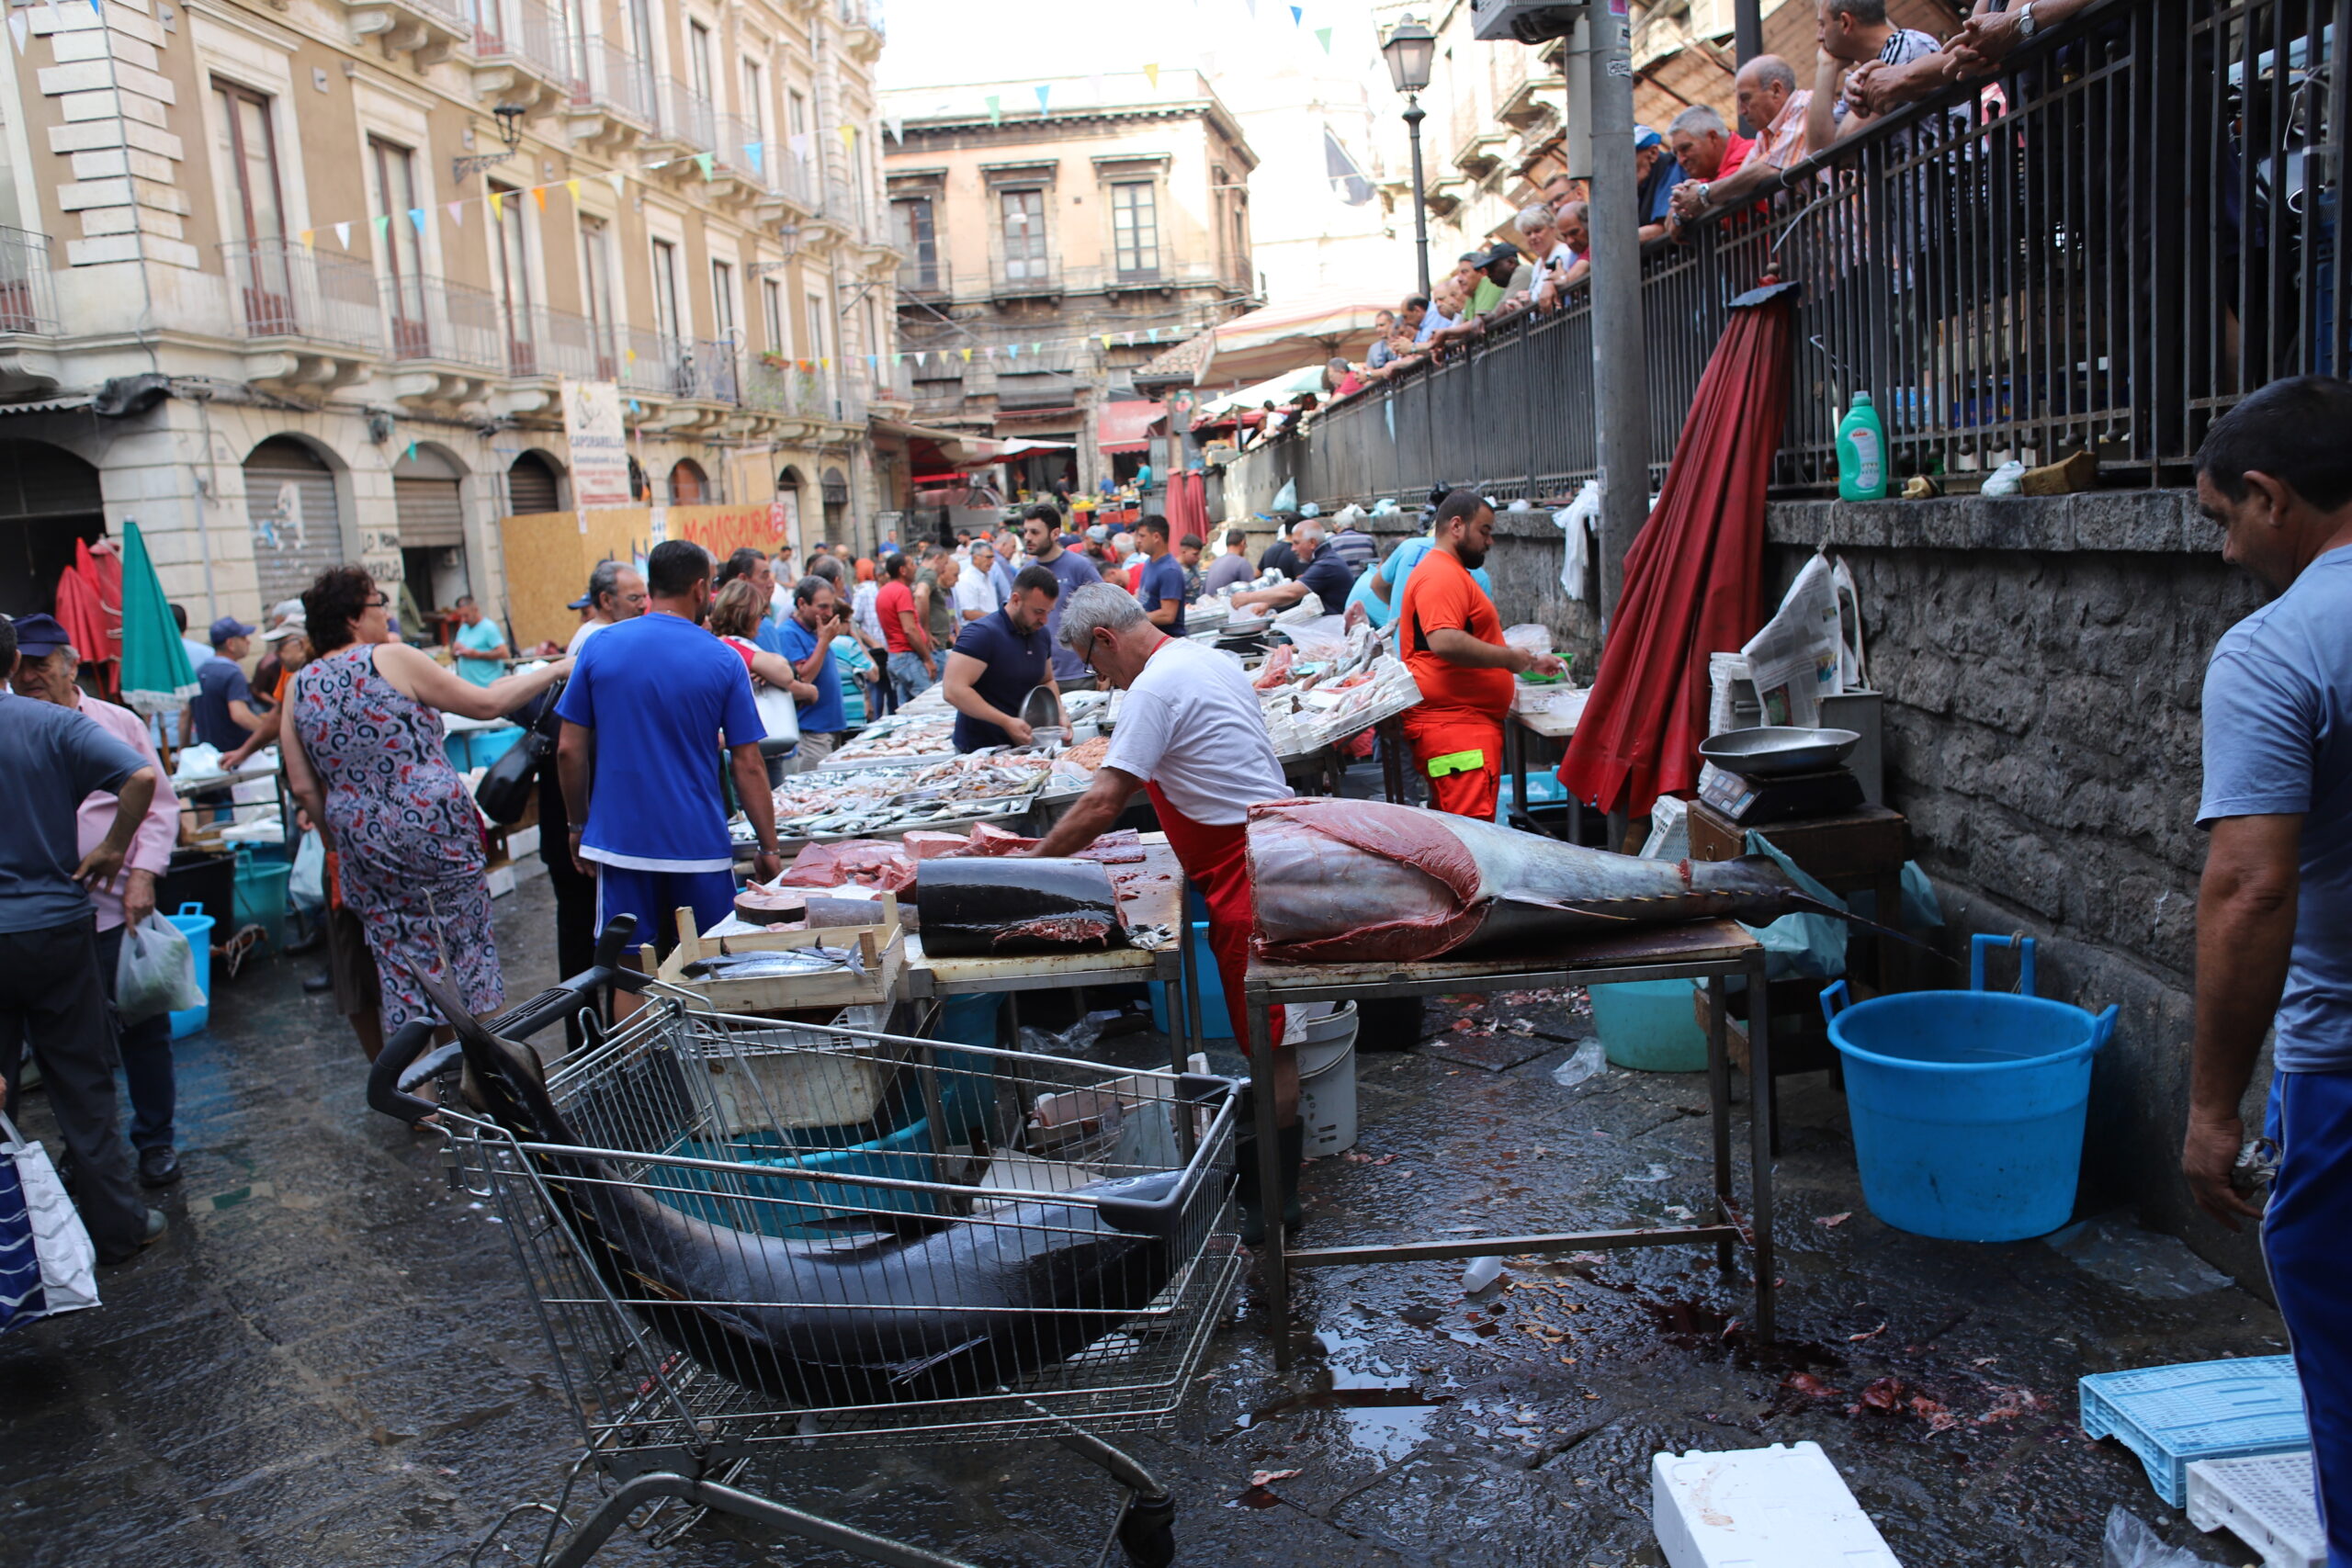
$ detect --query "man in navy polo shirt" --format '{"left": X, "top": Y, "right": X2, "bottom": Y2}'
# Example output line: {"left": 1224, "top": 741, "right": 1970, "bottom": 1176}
{"left": 760, "top": 574, "right": 852, "bottom": 771}
{"left": 943, "top": 565, "right": 1061, "bottom": 750}
{"left": 1232, "top": 516, "right": 1354, "bottom": 617}
{"left": 1134, "top": 514, "right": 1188, "bottom": 637}
{"left": 555, "top": 538, "right": 783, "bottom": 952}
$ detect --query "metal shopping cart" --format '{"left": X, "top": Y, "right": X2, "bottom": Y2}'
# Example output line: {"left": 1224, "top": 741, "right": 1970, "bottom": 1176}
{"left": 368, "top": 919, "right": 1243, "bottom": 1568}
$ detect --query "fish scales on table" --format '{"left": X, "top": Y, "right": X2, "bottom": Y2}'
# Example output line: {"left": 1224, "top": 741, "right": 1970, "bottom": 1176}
{"left": 411, "top": 971, "right": 1176, "bottom": 1407}
{"left": 1249, "top": 796, "right": 1901, "bottom": 964}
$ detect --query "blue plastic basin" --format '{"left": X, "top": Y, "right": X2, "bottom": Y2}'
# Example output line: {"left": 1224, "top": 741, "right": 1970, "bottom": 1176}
{"left": 1823, "top": 935, "right": 2117, "bottom": 1242}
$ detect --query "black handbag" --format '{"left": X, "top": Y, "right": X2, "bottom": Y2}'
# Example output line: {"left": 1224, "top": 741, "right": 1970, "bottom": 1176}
{"left": 474, "top": 681, "right": 561, "bottom": 825}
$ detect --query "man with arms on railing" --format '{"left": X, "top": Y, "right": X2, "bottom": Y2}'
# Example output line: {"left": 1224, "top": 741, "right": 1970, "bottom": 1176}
{"left": 1660, "top": 107, "right": 1755, "bottom": 241}
{"left": 1514, "top": 204, "right": 1580, "bottom": 310}
{"left": 1673, "top": 56, "right": 1812, "bottom": 225}
{"left": 1633, "top": 125, "right": 1689, "bottom": 244}
{"left": 1804, "top": 0, "right": 1943, "bottom": 154}
{"left": 1840, "top": 0, "right": 2103, "bottom": 120}
{"left": 1393, "top": 490, "right": 1564, "bottom": 822}
{"left": 2181, "top": 377, "right": 2352, "bottom": 1568}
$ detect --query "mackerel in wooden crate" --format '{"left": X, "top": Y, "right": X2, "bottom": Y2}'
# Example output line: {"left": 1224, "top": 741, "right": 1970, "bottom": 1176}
{"left": 649, "top": 895, "right": 906, "bottom": 1013}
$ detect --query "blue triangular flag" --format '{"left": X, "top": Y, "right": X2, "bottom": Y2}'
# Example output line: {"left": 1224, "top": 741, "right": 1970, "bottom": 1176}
{"left": 407, "top": 208, "right": 425, "bottom": 235}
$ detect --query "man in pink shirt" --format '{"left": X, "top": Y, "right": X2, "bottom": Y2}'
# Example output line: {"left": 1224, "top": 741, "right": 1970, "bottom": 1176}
{"left": 9, "top": 614, "right": 186, "bottom": 1188}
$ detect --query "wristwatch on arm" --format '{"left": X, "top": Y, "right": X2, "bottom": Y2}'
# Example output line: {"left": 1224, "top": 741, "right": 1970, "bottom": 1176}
{"left": 2015, "top": 1, "right": 2038, "bottom": 37}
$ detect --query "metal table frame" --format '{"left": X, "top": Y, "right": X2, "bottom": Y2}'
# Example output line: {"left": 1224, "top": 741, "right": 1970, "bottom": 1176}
{"left": 1241, "top": 923, "right": 1776, "bottom": 1371}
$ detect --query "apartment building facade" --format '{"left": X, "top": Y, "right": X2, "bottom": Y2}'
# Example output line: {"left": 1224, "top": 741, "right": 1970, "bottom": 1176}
{"left": 878, "top": 71, "right": 1253, "bottom": 494}
{"left": 0, "top": 0, "right": 902, "bottom": 631}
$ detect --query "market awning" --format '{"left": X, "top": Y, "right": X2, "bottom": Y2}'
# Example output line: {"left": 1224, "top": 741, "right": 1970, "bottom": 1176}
{"left": 1096, "top": 400, "right": 1166, "bottom": 454}
{"left": 1196, "top": 291, "right": 1395, "bottom": 386}
{"left": 1199, "top": 365, "right": 1327, "bottom": 420}
{"left": 996, "top": 437, "right": 1076, "bottom": 457}
{"left": 872, "top": 416, "right": 1006, "bottom": 468}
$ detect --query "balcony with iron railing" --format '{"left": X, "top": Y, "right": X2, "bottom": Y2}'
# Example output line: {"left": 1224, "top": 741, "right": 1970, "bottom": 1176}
{"left": 649, "top": 77, "right": 717, "bottom": 155}
{"left": 837, "top": 0, "right": 885, "bottom": 40}
{"left": 379, "top": 274, "right": 504, "bottom": 373}
{"left": 566, "top": 39, "right": 657, "bottom": 144}
{"left": 1220, "top": 0, "right": 2328, "bottom": 513}
{"left": 619, "top": 326, "right": 690, "bottom": 398}
{"left": 465, "top": 0, "right": 570, "bottom": 101}
{"left": 0, "top": 226, "right": 59, "bottom": 335}
{"left": 219, "top": 241, "right": 384, "bottom": 352}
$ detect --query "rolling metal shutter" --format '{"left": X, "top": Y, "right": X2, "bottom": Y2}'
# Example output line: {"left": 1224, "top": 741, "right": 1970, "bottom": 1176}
{"left": 506, "top": 454, "right": 560, "bottom": 514}
{"left": 243, "top": 438, "right": 342, "bottom": 610}
{"left": 394, "top": 477, "right": 466, "bottom": 547}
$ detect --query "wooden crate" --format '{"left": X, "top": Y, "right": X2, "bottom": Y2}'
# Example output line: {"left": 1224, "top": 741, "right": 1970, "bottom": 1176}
{"left": 650, "top": 895, "right": 905, "bottom": 1012}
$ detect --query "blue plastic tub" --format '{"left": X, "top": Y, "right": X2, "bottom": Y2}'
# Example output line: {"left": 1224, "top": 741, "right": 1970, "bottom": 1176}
{"left": 1822, "top": 934, "right": 2118, "bottom": 1242}
{"left": 166, "top": 903, "right": 215, "bottom": 1039}
{"left": 1148, "top": 919, "right": 1233, "bottom": 1041}
{"left": 232, "top": 846, "right": 289, "bottom": 952}
{"left": 1589, "top": 978, "right": 1708, "bottom": 1071}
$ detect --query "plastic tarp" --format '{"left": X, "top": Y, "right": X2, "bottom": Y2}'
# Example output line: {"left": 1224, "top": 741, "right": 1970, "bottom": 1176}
{"left": 1558, "top": 281, "right": 1799, "bottom": 818}
{"left": 1095, "top": 400, "right": 1167, "bottom": 455}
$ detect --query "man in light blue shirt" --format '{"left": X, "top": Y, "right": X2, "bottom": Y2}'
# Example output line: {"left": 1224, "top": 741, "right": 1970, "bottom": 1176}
{"left": 2184, "top": 376, "right": 2352, "bottom": 1565}
{"left": 1347, "top": 521, "right": 1495, "bottom": 629}
{"left": 450, "top": 596, "right": 508, "bottom": 687}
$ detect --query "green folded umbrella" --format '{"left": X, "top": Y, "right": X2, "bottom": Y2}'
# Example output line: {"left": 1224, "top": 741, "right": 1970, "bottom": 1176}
{"left": 115, "top": 520, "right": 197, "bottom": 716}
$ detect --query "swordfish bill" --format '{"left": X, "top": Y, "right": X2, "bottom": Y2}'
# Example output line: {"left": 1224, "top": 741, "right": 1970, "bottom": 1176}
{"left": 1247, "top": 796, "right": 1876, "bottom": 964}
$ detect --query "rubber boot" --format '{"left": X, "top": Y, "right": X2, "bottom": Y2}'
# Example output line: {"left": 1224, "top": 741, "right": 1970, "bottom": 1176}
{"left": 1234, "top": 1119, "right": 1306, "bottom": 1247}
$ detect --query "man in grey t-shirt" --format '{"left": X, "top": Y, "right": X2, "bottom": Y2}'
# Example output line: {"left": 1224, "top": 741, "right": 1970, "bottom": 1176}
{"left": 0, "top": 615, "right": 167, "bottom": 1263}
{"left": 2184, "top": 376, "right": 2352, "bottom": 1564}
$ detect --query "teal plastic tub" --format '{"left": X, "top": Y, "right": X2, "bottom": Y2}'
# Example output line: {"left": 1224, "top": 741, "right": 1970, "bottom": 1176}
{"left": 232, "top": 846, "right": 290, "bottom": 952}
{"left": 166, "top": 903, "right": 214, "bottom": 1039}
{"left": 1589, "top": 978, "right": 1709, "bottom": 1071}
{"left": 1823, "top": 934, "right": 2118, "bottom": 1242}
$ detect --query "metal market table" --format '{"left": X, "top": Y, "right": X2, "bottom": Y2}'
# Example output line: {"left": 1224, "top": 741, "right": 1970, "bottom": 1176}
{"left": 898, "top": 833, "right": 1207, "bottom": 1076}
{"left": 1240, "top": 919, "right": 1778, "bottom": 1369}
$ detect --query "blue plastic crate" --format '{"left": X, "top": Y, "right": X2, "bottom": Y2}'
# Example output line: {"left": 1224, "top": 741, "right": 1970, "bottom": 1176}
{"left": 2079, "top": 1356, "right": 2307, "bottom": 1506}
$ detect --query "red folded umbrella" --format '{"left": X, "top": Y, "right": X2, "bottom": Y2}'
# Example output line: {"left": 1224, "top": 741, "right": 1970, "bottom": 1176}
{"left": 1558, "top": 279, "right": 1799, "bottom": 818}
{"left": 1166, "top": 469, "right": 1209, "bottom": 542}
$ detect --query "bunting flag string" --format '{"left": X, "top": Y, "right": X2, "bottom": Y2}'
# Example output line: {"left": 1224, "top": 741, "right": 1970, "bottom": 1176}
{"left": 1035, "top": 84, "right": 1050, "bottom": 117}
{"left": 1316, "top": 25, "right": 1332, "bottom": 51}
{"left": 447, "top": 201, "right": 465, "bottom": 227}
{"left": 1142, "top": 62, "right": 1159, "bottom": 88}
{"left": 334, "top": 221, "right": 351, "bottom": 248}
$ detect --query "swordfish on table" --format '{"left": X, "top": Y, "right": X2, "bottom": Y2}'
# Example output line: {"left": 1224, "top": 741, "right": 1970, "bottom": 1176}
{"left": 1248, "top": 796, "right": 1892, "bottom": 964}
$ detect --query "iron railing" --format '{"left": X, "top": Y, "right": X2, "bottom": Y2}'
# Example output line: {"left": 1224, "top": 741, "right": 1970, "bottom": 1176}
{"left": 568, "top": 39, "right": 656, "bottom": 125}
{"left": 0, "top": 226, "right": 58, "bottom": 334}
{"left": 1225, "top": 0, "right": 2347, "bottom": 510}
{"left": 621, "top": 326, "right": 689, "bottom": 396}
{"left": 218, "top": 241, "right": 383, "bottom": 351}
{"left": 686, "top": 336, "right": 739, "bottom": 402}
{"left": 653, "top": 77, "right": 717, "bottom": 152}
{"left": 469, "top": 0, "right": 570, "bottom": 83}
{"left": 380, "top": 274, "right": 504, "bottom": 371}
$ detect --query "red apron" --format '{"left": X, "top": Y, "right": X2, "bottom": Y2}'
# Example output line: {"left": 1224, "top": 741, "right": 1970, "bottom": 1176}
{"left": 1146, "top": 779, "right": 1282, "bottom": 1055}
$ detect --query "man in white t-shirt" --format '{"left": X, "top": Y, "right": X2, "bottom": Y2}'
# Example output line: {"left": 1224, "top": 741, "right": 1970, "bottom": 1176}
{"left": 954, "top": 541, "right": 1002, "bottom": 624}
{"left": 1030, "top": 582, "right": 1300, "bottom": 1244}
{"left": 566, "top": 559, "right": 649, "bottom": 657}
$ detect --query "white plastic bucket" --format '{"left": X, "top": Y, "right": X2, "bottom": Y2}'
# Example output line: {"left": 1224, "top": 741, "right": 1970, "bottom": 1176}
{"left": 1294, "top": 1001, "right": 1359, "bottom": 1077}
{"left": 1297, "top": 1039, "right": 1358, "bottom": 1156}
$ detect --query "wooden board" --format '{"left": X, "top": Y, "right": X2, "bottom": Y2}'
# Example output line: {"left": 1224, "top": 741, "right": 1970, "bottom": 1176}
{"left": 1245, "top": 918, "right": 1760, "bottom": 998}
{"left": 499, "top": 502, "right": 806, "bottom": 651}
{"left": 652, "top": 896, "right": 904, "bottom": 1011}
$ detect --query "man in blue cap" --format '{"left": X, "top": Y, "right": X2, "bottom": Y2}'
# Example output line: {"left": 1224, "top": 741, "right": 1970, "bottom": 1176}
{"left": 1634, "top": 124, "right": 1688, "bottom": 244}
{"left": 0, "top": 613, "right": 168, "bottom": 1261}
{"left": 182, "top": 614, "right": 259, "bottom": 754}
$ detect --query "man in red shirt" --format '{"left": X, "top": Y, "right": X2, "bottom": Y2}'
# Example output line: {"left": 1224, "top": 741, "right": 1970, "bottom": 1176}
{"left": 875, "top": 550, "right": 934, "bottom": 705}
{"left": 1395, "top": 491, "right": 1565, "bottom": 821}
{"left": 1663, "top": 104, "right": 1754, "bottom": 240}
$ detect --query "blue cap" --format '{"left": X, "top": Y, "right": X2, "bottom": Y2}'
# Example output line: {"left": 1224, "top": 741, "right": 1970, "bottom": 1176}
{"left": 10, "top": 612, "right": 70, "bottom": 656}
{"left": 1633, "top": 124, "right": 1662, "bottom": 150}
{"left": 566, "top": 592, "right": 593, "bottom": 609}
{"left": 209, "top": 615, "right": 255, "bottom": 647}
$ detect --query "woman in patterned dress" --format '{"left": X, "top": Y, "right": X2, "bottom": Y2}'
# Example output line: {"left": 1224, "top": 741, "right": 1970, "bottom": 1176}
{"left": 281, "top": 568, "right": 571, "bottom": 1039}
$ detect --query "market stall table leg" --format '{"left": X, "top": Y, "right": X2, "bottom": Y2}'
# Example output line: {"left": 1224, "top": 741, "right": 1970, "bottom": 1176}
{"left": 1242, "top": 923, "right": 1774, "bottom": 1371}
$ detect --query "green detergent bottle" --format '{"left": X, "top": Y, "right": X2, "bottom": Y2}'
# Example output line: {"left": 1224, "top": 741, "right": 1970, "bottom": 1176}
{"left": 1837, "top": 390, "right": 1888, "bottom": 501}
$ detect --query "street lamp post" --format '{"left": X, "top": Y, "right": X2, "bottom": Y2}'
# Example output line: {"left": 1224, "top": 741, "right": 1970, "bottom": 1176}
{"left": 1382, "top": 17, "right": 1437, "bottom": 300}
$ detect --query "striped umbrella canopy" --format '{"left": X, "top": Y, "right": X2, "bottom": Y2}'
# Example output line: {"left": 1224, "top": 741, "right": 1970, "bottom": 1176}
{"left": 115, "top": 520, "right": 197, "bottom": 716}
{"left": 1195, "top": 290, "right": 1397, "bottom": 387}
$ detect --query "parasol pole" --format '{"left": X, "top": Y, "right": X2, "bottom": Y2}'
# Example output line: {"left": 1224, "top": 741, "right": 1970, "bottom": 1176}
{"left": 1586, "top": 0, "right": 1649, "bottom": 636}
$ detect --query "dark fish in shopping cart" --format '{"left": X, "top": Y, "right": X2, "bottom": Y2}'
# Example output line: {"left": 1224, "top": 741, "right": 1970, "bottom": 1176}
{"left": 1249, "top": 796, "right": 1918, "bottom": 964}
{"left": 914, "top": 857, "right": 1125, "bottom": 957}
{"left": 414, "top": 970, "right": 1179, "bottom": 1408}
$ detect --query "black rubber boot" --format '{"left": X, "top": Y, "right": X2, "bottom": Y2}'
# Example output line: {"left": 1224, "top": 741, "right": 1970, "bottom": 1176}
{"left": 1234, "top": 1117, "right": 1306, "bottom": 1247}
{"left": 1278, "top": 1121, "right": 1305, "bottom": 1231}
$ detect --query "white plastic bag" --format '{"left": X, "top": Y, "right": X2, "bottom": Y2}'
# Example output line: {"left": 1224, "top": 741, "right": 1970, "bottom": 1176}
{"left": 1555, "top": 480, "right": 1600, "bottom": 599}
{"left": 0, "top": 1111, "right": 99, "bottom": 1327}
{"left": 289, "top": 829, "right": 325, "bottom": 912}
{"left": 115, "top": 912, "right": 206, "bottom": 1025}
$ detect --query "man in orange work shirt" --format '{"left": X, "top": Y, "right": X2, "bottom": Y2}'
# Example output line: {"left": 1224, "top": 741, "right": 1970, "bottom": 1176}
{"left": 1395, "top": 489, "right": 1565, "bottom": 821}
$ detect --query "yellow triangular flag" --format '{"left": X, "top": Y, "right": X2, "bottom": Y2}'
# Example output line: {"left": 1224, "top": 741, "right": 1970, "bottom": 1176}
{"left": 566, "top": 178, "right": 582, "bottom": 201}
{"left": 961, "top": 347, "right": 972, "bottom": 362}
{"left": 1143, "top": 62, "right": 1159, "bottom": 87}
{"left": 299, "top": 229, "right": 315, "bottom": 252}
{"left": 489, "top": 190, "right": 504, "bottom": 220}
{"left": 839, "top": 124, "right": 855, "bottom": 146}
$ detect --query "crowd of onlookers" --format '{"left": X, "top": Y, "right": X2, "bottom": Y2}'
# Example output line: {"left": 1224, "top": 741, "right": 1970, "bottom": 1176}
{"left": 1247, "top": 0, "right": 2094, "bottom": 431}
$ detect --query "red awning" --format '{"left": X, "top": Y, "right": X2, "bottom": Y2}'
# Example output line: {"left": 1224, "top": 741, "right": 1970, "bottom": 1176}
{"left": 1558, "top": 279, "right": 1801, "bottom": 818}
{"left": 1096, "top": 399, "right": 1167, "bottom": 454}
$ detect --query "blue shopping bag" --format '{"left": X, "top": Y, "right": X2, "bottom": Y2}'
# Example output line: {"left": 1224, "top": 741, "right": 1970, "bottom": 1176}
{"left": 0, "top": 1112, "right": 98, "bottom": 1335}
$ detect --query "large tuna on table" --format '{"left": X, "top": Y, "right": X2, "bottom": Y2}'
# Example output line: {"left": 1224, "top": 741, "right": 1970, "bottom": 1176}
{"left": 1248, "top": 797, "right": 1850, "bottom": 964}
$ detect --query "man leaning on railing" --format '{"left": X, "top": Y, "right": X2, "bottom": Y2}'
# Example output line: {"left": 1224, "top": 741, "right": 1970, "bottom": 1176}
{"left": 1840, "top": 0, "right": 2108, "bottom": 121}
{"left": 1671, "top": 55, "right": 1812, "bottom": 226}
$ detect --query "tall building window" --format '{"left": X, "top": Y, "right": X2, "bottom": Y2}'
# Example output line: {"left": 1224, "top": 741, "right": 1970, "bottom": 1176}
{"left": 893, "top": 196, "right": 937, "bottom": 292}
{"left": 762, "top": 276, "right": 784, "bottom": 353}
{"left": 490, "top": 181, "right": 535, "bottom": 373}
{"left": 1111, "top": 181, "right": 1159, "bottom": 278}
{"left": 580, "top": 215, "right": 616, "bottom": 377}
{"left": 214, "top": 82, "right": 291, "bottom": 330}
{"left": 1000, "top": 188, "right": 1046, "bottom": 281}
{"left": 711, "top": 258, "right": 735, "bottom": 343}
{"left": 650, "top": 237, "right": 682, "bottom": 343}
{"left": 741, "top": 57, "right": 767, "bottom": 165}
{"left": 685, "top": 18, "right": 713, "bottom": 100}
{"left": 368, "top": 137, "right": 427, "bottom": 357}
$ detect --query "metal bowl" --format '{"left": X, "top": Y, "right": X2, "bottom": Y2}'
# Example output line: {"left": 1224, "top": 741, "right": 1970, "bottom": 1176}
{"left": 1698, "top": 726, "right": 1861, "bottom": 778}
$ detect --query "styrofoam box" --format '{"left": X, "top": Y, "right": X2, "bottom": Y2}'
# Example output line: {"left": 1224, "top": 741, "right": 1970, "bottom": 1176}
{"left": 1652, "top": 1441, "right": 1900, "bottom": 1568}
{"left": 2187, "top": 1451, "right": 2324, "bottom": 1568}
{"left": 2079, "top": 1355, "right": 2307, "bottom": 1506}
{"left": 485, "top": 865, "right": 517, "bottom": 899}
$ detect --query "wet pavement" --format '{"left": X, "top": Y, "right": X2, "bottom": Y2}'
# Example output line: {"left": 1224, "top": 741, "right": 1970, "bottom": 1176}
{"left": 0, "top": 871, "right": 2286, "bottom": 1566}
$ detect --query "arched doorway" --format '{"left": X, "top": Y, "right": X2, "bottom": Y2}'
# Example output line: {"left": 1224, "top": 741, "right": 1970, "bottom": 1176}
{"left": 821, "top": 465, "right": 848, "bottom": 541}
{"left": 243, "top": 436, "right": 342, "bottom": 611}
{"left": 392, "top": 443, "right": 469, "bottom": 622}
{"left": 0, "top": 439, "right": 103, "bottom": 619}
{"left": 775, "top": 464, "right": 806, "bottom": 552}
{"left": 507, "top": 449, "right": 563, "bottom": 513}
{"left": 668, "top": 458, "right": 707, "bottom": 504}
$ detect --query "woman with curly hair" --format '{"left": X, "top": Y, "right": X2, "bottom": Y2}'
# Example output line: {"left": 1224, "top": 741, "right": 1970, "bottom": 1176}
{"left": 281, "top": 567, "right": 570, "bottom": 1047}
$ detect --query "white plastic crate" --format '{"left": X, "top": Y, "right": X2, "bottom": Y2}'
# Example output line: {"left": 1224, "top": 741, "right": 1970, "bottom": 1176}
{"left": 2187, "top": 1451, "right": 2324, "bottom": 1568}
{"left": 1652, "top": 1441, "right": 1901, "bottom": 1567}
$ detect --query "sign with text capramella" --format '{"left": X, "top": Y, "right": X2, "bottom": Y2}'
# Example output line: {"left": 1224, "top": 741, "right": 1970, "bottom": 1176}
{"left": 562, "top": 378, "right": 631, "bottom": 520}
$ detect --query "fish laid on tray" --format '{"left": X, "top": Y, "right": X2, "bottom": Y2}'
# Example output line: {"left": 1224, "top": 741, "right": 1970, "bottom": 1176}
{"left": 1249, "top": 797, "right": 1885, "bottom": 964}
{"left": 413, "top": 970, "right": 1178, "bottom": 1407}
{"left": 914, "top": 857, "right": 1127, "bottom": 956}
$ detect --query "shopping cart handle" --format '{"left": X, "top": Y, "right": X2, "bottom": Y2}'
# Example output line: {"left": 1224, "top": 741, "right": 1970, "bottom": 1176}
{"left": 367, "top": 1019, "right": 445, "bottom": 1125}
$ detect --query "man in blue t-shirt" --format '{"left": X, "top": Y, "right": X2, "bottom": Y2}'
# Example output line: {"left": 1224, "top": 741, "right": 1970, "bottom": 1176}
{"left": 1133, "top": 514, "right": 1188, "bottom": 637}
{"left": 2182, "top": 377, "right": 2352, "bottom": 1564}
{"left": 1019, "top": 503, "right": 1102, "bottom": 683}
{"left": 185, "top": 615, "right": 259, "bottom": 752}
{"left": 759, "top": 574, "right": 852, "bottom": 770}
{"left": 556, "top": 539, "right": 781, "bottom": 951}
{"left": 943, "top": 565, "right": 1059, "bottom": 750}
